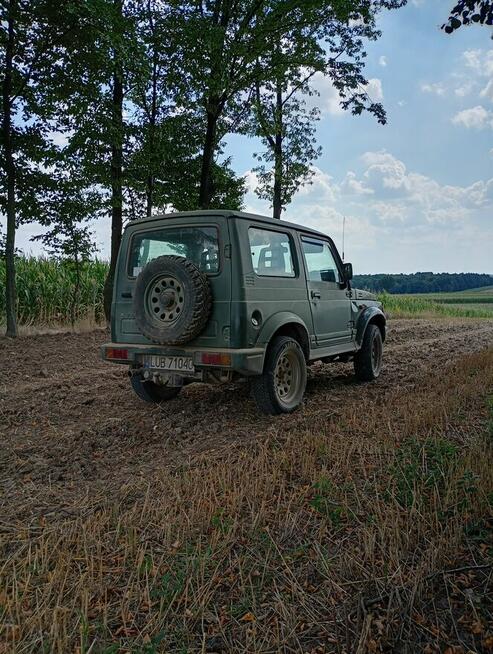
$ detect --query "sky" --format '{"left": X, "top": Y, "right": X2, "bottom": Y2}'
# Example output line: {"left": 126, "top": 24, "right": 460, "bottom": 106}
{"left": 9, "top": 0, "right": 493, "bottom": 274}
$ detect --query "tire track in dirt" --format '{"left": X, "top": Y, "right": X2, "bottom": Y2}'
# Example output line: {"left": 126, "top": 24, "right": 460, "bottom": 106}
{"left": 0, "top": 318, "right": 492, "bottom": 522}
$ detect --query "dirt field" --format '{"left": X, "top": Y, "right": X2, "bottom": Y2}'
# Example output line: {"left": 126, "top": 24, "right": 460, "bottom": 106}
{"left": 0, "top": 319, "right": 493, "bottom": 654}
{"left": 1, "top": 318, "right": 492, "bottom": 524}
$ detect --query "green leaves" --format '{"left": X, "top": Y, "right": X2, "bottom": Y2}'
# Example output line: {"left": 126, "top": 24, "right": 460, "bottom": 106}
{"left": 442, "top": 1, "right": 493, "bottom": 34}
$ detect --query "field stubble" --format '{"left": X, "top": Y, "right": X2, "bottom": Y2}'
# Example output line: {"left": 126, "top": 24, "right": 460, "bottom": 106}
{"left": 0, "top": 319, "right": 492, "bottom": 653}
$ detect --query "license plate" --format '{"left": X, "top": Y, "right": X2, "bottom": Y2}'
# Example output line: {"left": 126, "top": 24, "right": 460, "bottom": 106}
{"left": 141, "top": 354, "right": 195, "bottom": 373}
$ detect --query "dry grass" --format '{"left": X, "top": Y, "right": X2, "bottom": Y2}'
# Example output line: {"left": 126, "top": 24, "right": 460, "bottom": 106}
{"left": 1, "top": 350, "right": 493, "bottom": 653}
{"left": 0, "top": 318, "right": 107, "bottom": 338}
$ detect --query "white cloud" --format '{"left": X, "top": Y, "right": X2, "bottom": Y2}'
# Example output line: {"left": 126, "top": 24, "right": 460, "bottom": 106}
{"left": 361, "top": 151, "right": 407, "bottom": 192}
{"left": 452, "top": 105, "right": 493, "bottom": 129}
{"left": 454, "top": 81, "right": 475, "bottom": 97}
{"left": 463, "top": 49, "right": 493, "bottom": 77}
{"left": 379, "top": 55, "right": 387, "bottom": 67}
{"left": 244, "top": 169, "right": 260, "bottom": 194}
{"left": 341, "top": 171, "right": 374, "bottom": 196}
{"left": 365, "top": 78, "right": 384, "bottom": 102}
{"left": 372, "top": 201, "right": 406, "bottom": 223}
{"left": 480, "top": 80, "right": 493, "bottom": 102}
{"left": 421, "top": 82, "right": 446, "bottom": 96}
{"left": 309, "top": 74, "right": 383, "bottom": 117}
{"left": 310, "top": 73, "right": 345, "bottom": 116}
{"left": 297, "top": 167, "right": 338, "bottom": 202}
{"left": 356, "top": 150, "right": 493, "bottom": 229}
{"left": 243, "top": 150, "right": 493, "bottom": 271}
{"left": 463, "top": 49, "right": 483, "bottom": 73}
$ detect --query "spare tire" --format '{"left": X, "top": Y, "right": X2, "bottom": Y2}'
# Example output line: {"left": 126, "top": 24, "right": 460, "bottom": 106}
{"left": 133, "top": 255, "right": 212, "bottom": 345}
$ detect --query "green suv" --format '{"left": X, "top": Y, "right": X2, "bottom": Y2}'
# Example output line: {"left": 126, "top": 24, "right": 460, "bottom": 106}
{"left": 102, "top": 210, "right": 386, "bottom": 415}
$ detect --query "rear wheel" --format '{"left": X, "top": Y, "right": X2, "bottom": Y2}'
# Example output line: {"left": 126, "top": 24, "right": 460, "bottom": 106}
{"left": 251, "top": 336, "right": 307, "bottom": 415}
{"left": 130, "top": 374, "right": 181, "bottom": 403}
{"left": 354, "top": 324, "right": 383, "bottom": 382}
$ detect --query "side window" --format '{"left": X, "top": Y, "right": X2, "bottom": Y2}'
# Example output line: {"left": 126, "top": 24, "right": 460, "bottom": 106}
{"left": 249, "top": 227, "right": 295, "bottom": 278}
{"left": 301, "top": 238, "right": 342, "bottom": 284}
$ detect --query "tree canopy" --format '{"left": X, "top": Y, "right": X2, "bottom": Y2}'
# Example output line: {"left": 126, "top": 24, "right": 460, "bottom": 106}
{"left": 1, "top": 0, "right": 406, "bottom": 334}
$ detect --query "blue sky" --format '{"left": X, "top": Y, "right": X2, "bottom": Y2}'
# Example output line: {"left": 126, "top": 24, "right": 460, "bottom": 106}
{"left": 11, "top": 0, "right": 493, "bottom": 274}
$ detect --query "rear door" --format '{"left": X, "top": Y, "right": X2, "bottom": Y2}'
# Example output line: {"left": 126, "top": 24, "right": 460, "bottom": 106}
{"left": 115, "top": 215, "right": 231, "bottom": 348}
{"left": 300, "top": 236, "right": 351, "bottom": 347}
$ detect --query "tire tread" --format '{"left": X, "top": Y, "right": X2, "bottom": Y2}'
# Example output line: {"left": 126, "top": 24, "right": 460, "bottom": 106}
{"left": 134, "top": 255, "right": 212, "bottom": 345}
{"left": 251, "top": 336, "right": 306, "bottom": 415}
{"left": 354, "top": 324, "right": 382, "bottom": 382}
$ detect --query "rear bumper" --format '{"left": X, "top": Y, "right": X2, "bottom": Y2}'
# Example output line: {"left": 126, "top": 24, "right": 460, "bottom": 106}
{"left": 101, "top": 342, "right": 266, "bottom": 376}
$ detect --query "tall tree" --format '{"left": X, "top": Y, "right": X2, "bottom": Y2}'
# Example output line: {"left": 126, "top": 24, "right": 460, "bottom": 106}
{"left": 251, "top": 0, "right": 405, "bottom": 218}
{"left": 171, "top": 0, "right": 353, "bottom": 210}
{"left": 1, "top": 0, "right": 16, "bottom": 336}
{"left": 127, "top": 0, "right": 246, "bottom": 215}
{"left": 253, "top": 72, "right": 322, "bottom": 219}
{"left": 128, "top": 0, "right": 178, "bottom": 218}
{"left": 105, "top": 0, "right": 126, "bottom": 320}
{"left": 52, "top": 0, "right": 140, "bottom": 319}
{"left": 250, "top": 30, "right": 325, "bottom": 219}
{"left": 0, "top": 0, "right": 77, "bottom": 337}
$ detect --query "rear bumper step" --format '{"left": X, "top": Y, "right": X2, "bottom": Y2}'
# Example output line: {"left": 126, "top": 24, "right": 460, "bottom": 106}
{"left": 101, "top": 343, "right": 265, "bottom": 376}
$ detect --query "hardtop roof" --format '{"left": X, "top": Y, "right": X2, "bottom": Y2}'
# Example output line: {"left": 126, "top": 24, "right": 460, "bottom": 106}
{"left": 126, "top": 209, "right": 330, "bottom": 241}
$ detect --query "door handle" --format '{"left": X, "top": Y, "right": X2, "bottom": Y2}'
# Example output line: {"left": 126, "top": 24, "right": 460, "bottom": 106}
{"left": 311, "top": 290, "right": 321, "bottom": 300}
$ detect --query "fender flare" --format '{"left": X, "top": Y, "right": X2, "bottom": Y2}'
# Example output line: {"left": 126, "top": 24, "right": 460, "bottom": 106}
{"left": 256, "top": 311, "right": 311, "bottom": 351}
{"left": 355, "top": 306, "right": 386, "bottom": 347}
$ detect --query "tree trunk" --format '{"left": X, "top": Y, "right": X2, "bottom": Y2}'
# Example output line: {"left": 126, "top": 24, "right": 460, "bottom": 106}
{"left": 145, "top": 110, "right": 156, "bottom": 216}
{"left": 146, "top": 172, "right": 154, "bottom": 218}
{"left": 272, "top": 82, "right": 283, "bottom": 220}
{"left": 199, "top": 108, "right": 218, "bottom": 209}
{"left": 2, "top": 1, "right": 17, "bottom": 337}
{"left": 145, "top": 24, "right": 158, "bottom": 218}
{"left": 103, "top": 38, "right": 124, "bottom": 321}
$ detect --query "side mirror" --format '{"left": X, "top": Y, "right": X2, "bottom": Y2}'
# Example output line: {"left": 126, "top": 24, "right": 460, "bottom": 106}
{"left": 343, "top": 262, "right": 353, "bottom": 281}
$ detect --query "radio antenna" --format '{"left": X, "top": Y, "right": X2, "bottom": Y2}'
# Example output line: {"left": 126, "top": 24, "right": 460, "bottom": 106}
{"left": 342, "top": 215, "right": 346, "bottom": 261}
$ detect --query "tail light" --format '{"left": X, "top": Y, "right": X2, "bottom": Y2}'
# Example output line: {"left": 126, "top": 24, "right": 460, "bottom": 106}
{"left": 105, "top": 347, "right": 129, "bottom": 361}
{"left": 197, "top": 352, "right": 232, "bottom": 367}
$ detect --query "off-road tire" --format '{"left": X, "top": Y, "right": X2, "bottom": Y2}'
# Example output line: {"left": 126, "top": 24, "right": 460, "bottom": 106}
{"left": 133, "top": 255, "right": 212, "bottom": 345}
{"left": 354, "top": 324, "right": 383, "bottom": 382}
{"left": 130, "top": 374, "right": 181, "bottom": 403}
{"left": 251, "top": 336, "right": 307, "bottom": 415}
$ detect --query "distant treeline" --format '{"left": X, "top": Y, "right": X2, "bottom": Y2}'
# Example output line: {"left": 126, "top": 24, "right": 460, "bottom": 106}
{"left": 353, "top": 273, "right": 493, "bottom": 294}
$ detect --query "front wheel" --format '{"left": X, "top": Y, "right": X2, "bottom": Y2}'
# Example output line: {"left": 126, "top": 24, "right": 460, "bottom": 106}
{"left": 251, "top": 336, "right": 307, "bottom": 415}
{"left": 130, "top": 374, "right": 182, "bottom": 403}
{"left": 354, "top": 324, "right": 383, "bottom": 382}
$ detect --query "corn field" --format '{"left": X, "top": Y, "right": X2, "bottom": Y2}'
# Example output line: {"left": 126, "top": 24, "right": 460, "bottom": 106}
{"left": 0, "top": 256, "right": 108, "bottom": 326}
{"left": 378, "top": 291, "right": 493, "bottom": 319}
{"left": 2, "top": 259, "right": 492, "bottom": 328}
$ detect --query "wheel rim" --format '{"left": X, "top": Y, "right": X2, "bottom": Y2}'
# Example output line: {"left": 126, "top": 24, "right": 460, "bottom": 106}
{"left": 371, "top": 333, "right": 382, "bottom": 374}
{"left": 274, "top": 348, "right": 302, "bottom": 406}
{"left": 146, "top": 275, "right": 185, "bottom": 324}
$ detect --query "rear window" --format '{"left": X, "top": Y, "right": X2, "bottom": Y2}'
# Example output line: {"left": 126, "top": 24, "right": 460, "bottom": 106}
{"left": 128, "top": 226, "right": 220, "bottom": 276}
